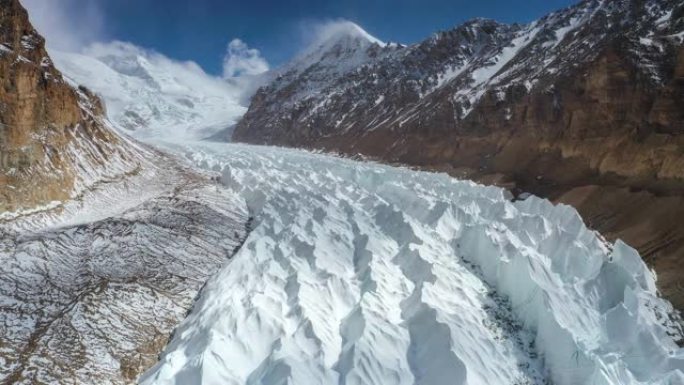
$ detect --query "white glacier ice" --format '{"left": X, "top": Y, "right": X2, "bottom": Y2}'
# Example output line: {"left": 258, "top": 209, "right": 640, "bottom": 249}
{"left": 139, "top": 141, "right": 684, "bottom": 385}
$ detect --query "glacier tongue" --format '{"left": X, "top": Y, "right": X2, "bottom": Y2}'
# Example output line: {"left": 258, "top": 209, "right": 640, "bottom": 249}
{"left": 142, "top": 142, "right": 683, "bottom": 385}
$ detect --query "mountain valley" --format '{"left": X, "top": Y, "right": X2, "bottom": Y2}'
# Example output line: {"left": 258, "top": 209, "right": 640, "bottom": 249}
{"left": 1, "top": 0, "right": 683, "bottom": 384}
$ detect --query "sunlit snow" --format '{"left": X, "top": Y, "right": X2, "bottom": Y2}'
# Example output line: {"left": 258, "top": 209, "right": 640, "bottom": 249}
{"left": 139, "top": 141, "right": 684, "bottom": 385}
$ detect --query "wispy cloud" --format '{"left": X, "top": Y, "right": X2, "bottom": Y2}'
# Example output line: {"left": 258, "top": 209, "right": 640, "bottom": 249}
{"left": 21, "top": 0, "right": 106, "bottom": 51}
{"left": 222, "top": 39, "right": 269, "bottom": 78}
{"left": 293, "top": 18, "right": 384, "bottom": 53}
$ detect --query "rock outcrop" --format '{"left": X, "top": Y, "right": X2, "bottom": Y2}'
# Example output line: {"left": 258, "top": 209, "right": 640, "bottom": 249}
{"left": 0, "top": 0, "right": 138, "bottom": 214}
{"left": 234, "top": 0, "right": 684, "bottom": 308}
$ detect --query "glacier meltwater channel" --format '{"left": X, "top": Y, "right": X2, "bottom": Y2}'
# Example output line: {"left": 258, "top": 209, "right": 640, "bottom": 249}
{"left": 141, "top": 141, "right": 683, "bottom": 385}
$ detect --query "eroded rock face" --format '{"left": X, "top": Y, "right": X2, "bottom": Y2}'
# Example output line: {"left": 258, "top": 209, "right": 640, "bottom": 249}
{"left": 233, "top": 0, "right": 684, "bottom": 308}
{"left": 0, "top": 0, "right": 135, "bottom": 213}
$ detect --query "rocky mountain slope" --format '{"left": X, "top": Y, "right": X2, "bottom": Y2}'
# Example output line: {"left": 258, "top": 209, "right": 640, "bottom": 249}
{"left": 0, "top": 2, "right": 252, "bottom": 384}
{"left": 233, "top": 0, "right": 684, "bottom": 308}
{"left": 0, "top": 163, "right": 248, "bottom": 385}
{"left": 0, "top": 0, "right": 141, "bottom": 215}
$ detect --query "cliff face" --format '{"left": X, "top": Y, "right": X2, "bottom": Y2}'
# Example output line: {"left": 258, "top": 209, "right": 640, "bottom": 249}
{"left": 234, "top": 0, "right": 684, "bottom": 308}
{"left": 0, "top": 0, "right": 138, "bottom": 214}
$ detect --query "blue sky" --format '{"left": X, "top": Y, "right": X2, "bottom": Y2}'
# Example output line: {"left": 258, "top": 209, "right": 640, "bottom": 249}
{"left": 23, "top": 0, "right": 576, "bottom": 75}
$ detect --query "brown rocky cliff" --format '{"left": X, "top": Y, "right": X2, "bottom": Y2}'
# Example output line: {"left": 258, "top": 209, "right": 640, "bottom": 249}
{"left": 0, "top": 0, "right": 134, "bottom": 213}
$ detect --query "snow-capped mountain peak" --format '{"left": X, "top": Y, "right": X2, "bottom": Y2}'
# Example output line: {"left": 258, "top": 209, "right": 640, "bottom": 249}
{"left": 312, "top": 20, "right": 386, "bottom": 48}
{"left": 83, "top": 41, "right": 156, "bottom": 82}
{"left": 235, "top": 0, "right": 684, "bottom": 141}
{"left": 52, "top": 41, "right": 249, "bottom": 141}
{"left": 277, "top": 21, "right": 392, "bottom": 81}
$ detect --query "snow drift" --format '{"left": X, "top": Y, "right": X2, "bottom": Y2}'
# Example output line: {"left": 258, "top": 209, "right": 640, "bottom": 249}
{"left": 140, "top": 142, "right": 684, "bottom": 385}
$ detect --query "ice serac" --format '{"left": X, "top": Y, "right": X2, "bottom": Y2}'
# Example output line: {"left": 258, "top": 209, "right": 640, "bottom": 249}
{"left": 0, "top": 0, "right": 140, "bottom": 214}
{"left": 141, "top": 142, "right": 684, "bottom": 385}
{"left": 233, "top": 0, "right": 684, "bottom": 309}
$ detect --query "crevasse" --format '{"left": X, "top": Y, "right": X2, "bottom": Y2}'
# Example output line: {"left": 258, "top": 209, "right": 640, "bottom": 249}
{"left": 140, "top": 141, "right": 684, "bottom": 385}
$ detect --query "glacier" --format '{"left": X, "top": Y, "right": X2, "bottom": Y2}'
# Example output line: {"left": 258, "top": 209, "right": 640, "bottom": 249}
{"left": 138, "top": 141, "right": 684, "bottom": 385}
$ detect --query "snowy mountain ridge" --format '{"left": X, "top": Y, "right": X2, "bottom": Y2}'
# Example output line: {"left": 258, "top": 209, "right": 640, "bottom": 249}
{"left": 0, "top": 3, "right": 250, "bottom": 384}
{"left": 235, "top": 0, "right": 683, "bottom": 140}
{"left": 284, "top": 21, "right": 387, "bottom": 73}
{"left": 53, "top": 42, "right": 249, "bottom": 141}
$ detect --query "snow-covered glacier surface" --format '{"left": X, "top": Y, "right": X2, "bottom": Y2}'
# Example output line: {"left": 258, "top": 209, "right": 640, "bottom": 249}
{"left": 141, "top": 142, "right": 684, "bottom": 385}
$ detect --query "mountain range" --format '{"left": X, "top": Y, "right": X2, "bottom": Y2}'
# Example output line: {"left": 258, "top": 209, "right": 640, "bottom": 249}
{"left": 2, "top": 0, "right": 684, "bottom": 384}
{"left": 233, "top": 0, "right": 684, "bottom": 309}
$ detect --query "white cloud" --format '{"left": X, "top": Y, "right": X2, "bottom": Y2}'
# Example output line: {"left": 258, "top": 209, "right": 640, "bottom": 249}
{"left": 309, "top": 19, "right": 384, "bottom": 47}
{"left": 292, "top": 19, "right": 385, "bottom": 55}
{"left": 222, "top": 39, "right": 269, "bottom": 78}
{"left": 21, "top": 0, "right": 105, "bottom": 51}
